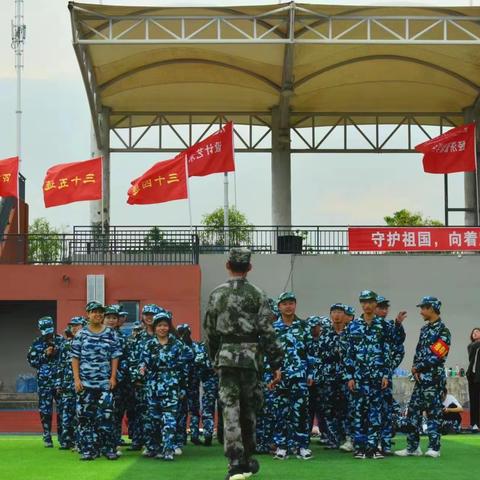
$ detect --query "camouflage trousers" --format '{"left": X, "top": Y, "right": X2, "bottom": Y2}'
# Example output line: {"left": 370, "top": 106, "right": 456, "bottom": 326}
{"left": 130, "top": 384, "right": 146, "bottom": 447}
{"left": 272, "top": 379, "right": 310, "bottom": 452}
{"left": 145, "top": 393, "right": 178, "bottom": 455}
{"left": 406, "top": 378, "right": 444, "bottom": 452}
{"left": 256, "top": 384, "right": 277, "bottom": 453}
{"left": 201, "top": 375, "right": 218, "bottom": 439}
{"left": 38, "top": 383, "right": 61, "bottom": 443}
{"left": 322, "top": 381, "right": 347, "bottom": 448}
{"left": 58, "top": 392, "right": 76, "bottom": 448}
{"left": 379, "top": 378, "right": 395, "bottom": 451}
{"left": 113, "top": 381, "right": 134, "bottom": 445}
{"left": 351, "top": 378, "right": 383, "bottom": 452}
{"left": 218, "top": 367, "right": 262, "bottom": 467}
{"left": 177, "top": 380, "right": 200, "bottom": 446}
{"left": 76, "top": 388, "right": 116, "bottom": 456}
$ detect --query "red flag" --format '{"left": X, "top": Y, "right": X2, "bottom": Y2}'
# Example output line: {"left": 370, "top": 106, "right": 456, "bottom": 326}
{"left": 186, "top": 122, "right": 235, "bottom": 177}
{"left": 43, "top": 157, "right": 102, "bottom": 208}
{"left": 0, "top": 156, "right": 19, "bottom": 198}
{"left": 415, "top": 123, "right": 476, "bottom": 174}
{"left": 127, "top": 155, "right": 188, "bottom": 205}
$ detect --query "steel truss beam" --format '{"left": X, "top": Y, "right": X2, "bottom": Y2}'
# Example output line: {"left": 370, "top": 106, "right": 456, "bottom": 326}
{"left": 71, "top": 3, "right": 480, "bottom": 45}
{"left": 109, "top": 112, "right": 463, "bottom": 154}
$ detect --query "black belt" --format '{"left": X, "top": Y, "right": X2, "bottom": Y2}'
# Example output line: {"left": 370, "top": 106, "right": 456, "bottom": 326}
{"left": 222, "top": 334, "right": 258, "bottom": 344}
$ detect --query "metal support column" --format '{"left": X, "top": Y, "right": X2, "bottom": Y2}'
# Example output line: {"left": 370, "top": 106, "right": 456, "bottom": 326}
{"left": 463, "top": 106, "right": 480, "bottom": 225}
{"left": 90, "top": 107, "right": 110, "bottom": 230}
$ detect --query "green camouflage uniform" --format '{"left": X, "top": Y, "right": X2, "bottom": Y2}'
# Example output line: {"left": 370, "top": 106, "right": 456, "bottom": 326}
{"left": 204, "top": 248, "right": 283, "bottom": 470}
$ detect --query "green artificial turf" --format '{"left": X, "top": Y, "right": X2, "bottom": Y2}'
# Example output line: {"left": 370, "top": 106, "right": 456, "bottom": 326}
{"left": 1, "top": 434, "right": 478, "bottom": 480}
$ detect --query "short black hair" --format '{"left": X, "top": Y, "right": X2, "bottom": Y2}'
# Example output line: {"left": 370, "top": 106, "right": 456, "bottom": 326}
{"left": 227, "top": 260, "right": 250, "bottom": 273}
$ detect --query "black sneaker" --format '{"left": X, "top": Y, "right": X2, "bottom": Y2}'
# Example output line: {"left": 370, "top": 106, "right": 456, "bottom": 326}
{"left": 371, "top": 450, "right": 385, "bottom": 460}
{"left": 241, "top": 458, "right": 260, "bottom": 477}
{"left": 204, "top": 436, "right": 212, "bottom": 447}
{"left": 127, "top": 444, "right": 142, "bottom": 451}
{"left": 80, "top": 454, "right": 95, "bottom": 461}
{"left": 225, "top": 465, "right": 246, "bottom": 480}
{"left": 44, "top": 440, "right": 53, "bottom": 448}
{"left": 354, "top": 450, "right": 366, "bottom": 459}
{"left": 191, "top": 437, "right": 202, "bottom": 446}
{"left": 105, "top": 451, "right": 119, "bottom": 460}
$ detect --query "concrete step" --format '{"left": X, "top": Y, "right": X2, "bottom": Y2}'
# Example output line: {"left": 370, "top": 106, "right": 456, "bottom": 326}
{"left": 0, "top": 393, "right": 37, "bottom": 410}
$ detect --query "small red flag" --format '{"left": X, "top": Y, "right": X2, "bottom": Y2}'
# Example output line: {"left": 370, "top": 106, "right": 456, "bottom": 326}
{"left": 43, "top": 157, "right": 102, "bottom": 208}
{"left": 127, "top": 155, "right": 188, "bottom": 205}
{"left": 0, "top": 156, "right": 19, "bottom": 198}
{"left": 415, "top": 123, "right": 476, "bottom": 174}
{"left": 186, "top": 122, "right": 235, "bottom": 177}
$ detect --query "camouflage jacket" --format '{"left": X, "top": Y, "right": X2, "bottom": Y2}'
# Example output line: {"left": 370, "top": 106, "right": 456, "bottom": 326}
{"left": 203, "top": 277, "right": 283, "bottom": 372}
{"left": 128, "top": 329, "right": 154, "bottom": 383}
{"left": 139, "top": 334, "right": 191, "bottom": 403}
{"left": 412, "top": 318, "right": 451, "bottom": 378}
{"left": 27, "top": 334, "right": 64, "bottom": 387}
{"left": 55, "top": 338, "right": 75, "bottom": 393}
{"left": 114, "top": 329, "right": 130, "bottom": 384}
{"left": 317, "top": 328, "right": 346, "bottom": 384}
{"left": 383, "top": 318, "right": 406, "bottom": 371}
{"left": 272, "top": 316, "right": 313, "bottom": 382}
{"left": 193, "top": 341, "right": 217, "bottom": 382}
{"left": 343, "top": 315, "right": 391, "bottom": 382}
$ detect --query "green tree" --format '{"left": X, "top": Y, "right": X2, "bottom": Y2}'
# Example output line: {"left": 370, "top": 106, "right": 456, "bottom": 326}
{"left": 201, "top": 207, "right": 253, "bottom": 246}
{"left": 384, "top": 209, "right": 443, "bottom": 226}
{"left": 28, "top": 218, "right": 63, "bottom": 263}
{"left": 144, "top": 226, "right": 165, "bottom": 253}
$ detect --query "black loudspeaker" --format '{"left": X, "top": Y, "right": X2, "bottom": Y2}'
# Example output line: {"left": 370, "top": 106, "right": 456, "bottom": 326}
{"left": 277, "top": 235, "right": 303, "bottom": 254}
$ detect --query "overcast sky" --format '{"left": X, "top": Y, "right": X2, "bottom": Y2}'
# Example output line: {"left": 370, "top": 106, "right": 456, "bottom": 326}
{"left": 0, "top": 0, "right": 477, "bottom": 230}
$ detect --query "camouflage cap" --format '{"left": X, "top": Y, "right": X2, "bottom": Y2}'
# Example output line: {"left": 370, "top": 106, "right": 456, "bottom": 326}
{"left": 359, "top": 290, "right": 378, "bottom": 302}
{"left": 416, "top": 296, "right": 442, "bottom": 311}
{"left": 153, "top": 311, "right": 172, "bottom": 326}
{"left": 277, "top": 291, "right": 296, "bottom": 304}
{"left": 38, "top": 316, "right": 54, "bottom": 335}
{"left": 330, "top": 302, "right": 346, "bottom": 312}
{"left": 176, "top": 323, "right": 191, "bottom": 333}
{"left": 85, "top": 301, "right": 105, "bottom": 312}
{"left": 320, "top": 316, "right": 332, "bottom": 328}
{"left": 142, "top": 304, "right": 161, "bottom": 315}
{"left": 306, "top": 315, "right": 323, "bottom": 328}
{"left": 119, "top": 311, "right": 129, "bottom": 317}
{"left": 132, "top": 320, "right": 143, "bottom": 331}
{"left": 68, "top": 316, "right": 86, "bottom": 326}
{"left": 228, "top": 247, "right": 251, "bottom": 264}
{"left": 104, "top": 305, "right": 120, "bottom": 316}
{"left": 344, "top": 305, "right": 356, "bottom": 317}
{"left": 376, "top": 295, "right": 390, "bottom": 306}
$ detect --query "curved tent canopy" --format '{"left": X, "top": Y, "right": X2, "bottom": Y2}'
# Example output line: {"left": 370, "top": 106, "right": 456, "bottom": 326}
{"left": 69, "top": 2, "right": 480, "bottom": 128}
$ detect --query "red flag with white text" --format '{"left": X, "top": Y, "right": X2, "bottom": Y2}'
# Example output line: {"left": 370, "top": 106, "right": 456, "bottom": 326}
{"left": 0, "top": 156, "right": 19, "bottom": 198}
{"left": 186, "top": 122, "right": 235, "bottom": 177}
{"left": 127, "top": 155, "right": 188, "bottom": 205}
{"left": 43, "top": 157, "right": 102, "bottom": 207}
{"left": 415, "top": 123, "right": 476, "bottom": 174}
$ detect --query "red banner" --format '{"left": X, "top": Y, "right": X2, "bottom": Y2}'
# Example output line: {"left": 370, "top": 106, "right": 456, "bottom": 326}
{"left": 415, "top": 123, "right": 476, "bottom": 174}
{"left": 349, "top": 227, "right": 480, "bottom": 252}
{"left": 186, "top": 122, "right": 235, "bottom": 177}
{"left": 127, "top": 155, "right": 187, "bottom": 205}
{"left": 0, "top": 156, "right": 19, "bottom": 198}
{"left": 43, "top": 157, "right": 102, "bottom": 208}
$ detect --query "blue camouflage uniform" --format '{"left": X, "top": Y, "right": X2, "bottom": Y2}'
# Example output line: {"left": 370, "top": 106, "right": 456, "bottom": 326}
{"left": 344, "top": 291, "right": 391, "bottom": 456}
{"left": 140, "top": 312, "right": 190, "bottom": 459}
{"left": 272, "top": 292, "right": 313, "bottom": 455}
{"left": 71, "top": 302, "right": 122, "bottom": 459}
{"left": 27, "top": 317, "right": 64, "bottom": 446}
{"left": 405, "top": 297, "right": 451, "bottom": 453}
{"left": 195, "top": 340, "right": 219, "bottom": 443}
{"left": 55, "top": 316, "right": 86, "bottom": 449}
{"left": 127, "top": 305, "right": 161, "bottom": 448}
{"left": 375, "top": 296, "right": 406, "bottom": 453}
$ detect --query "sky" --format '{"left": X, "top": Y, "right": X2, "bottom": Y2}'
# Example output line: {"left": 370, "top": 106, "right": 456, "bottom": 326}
{"left": 0, "top": 0, "right": 477, "bottom": 230}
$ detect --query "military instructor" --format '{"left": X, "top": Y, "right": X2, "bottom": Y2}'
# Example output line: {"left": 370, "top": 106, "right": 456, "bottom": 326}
{"left": 204, "top": 248, "right": 283, "bottom": 480}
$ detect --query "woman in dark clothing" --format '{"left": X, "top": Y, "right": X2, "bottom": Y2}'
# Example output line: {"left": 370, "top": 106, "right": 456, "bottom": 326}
{"left": 466, "top": 328, "right": 480, "bottom": 431}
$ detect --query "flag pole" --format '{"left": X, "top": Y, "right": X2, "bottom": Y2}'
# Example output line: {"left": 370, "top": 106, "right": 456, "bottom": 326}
{"left": 185, "top": 154, "right": 193, "bottom": 232}
{"left": 224, "top": 172, "right": 229, "bottom": 249}
{"left": 475, "top": 123, "right": 479, "bottom": 226}
{"left": 101, "top": 156, "right": 105, "bottom": 234}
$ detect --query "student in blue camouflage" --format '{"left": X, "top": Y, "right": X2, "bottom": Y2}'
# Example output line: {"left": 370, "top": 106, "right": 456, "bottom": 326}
{"left": 56, "top": 316, "right": 86, "bottom": 450}
{"left": 395, "top": 296, "right": 451, "bottom": 459}
{"left": 27, "top": 316, "right": 65, "bottom": 448}
{"left": 176, "top": 323, "right": 201, "bottom": 448}
{"left": 344, "top": 290, "right": 391, "bottom": 459}
{"left": 139, "top": 311, "right": 190, "bottom": 461}
{"left": 127, "top": 304, "right": 161, "bottom": 451}
{"left": 375, "top": 295, "right": 407, "bottom": 455}
{"left": 71, "top": 301, "right": 122, "bottom": 461}
{"left": 272, "top": 292, "right": 314, "bottom": 461}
